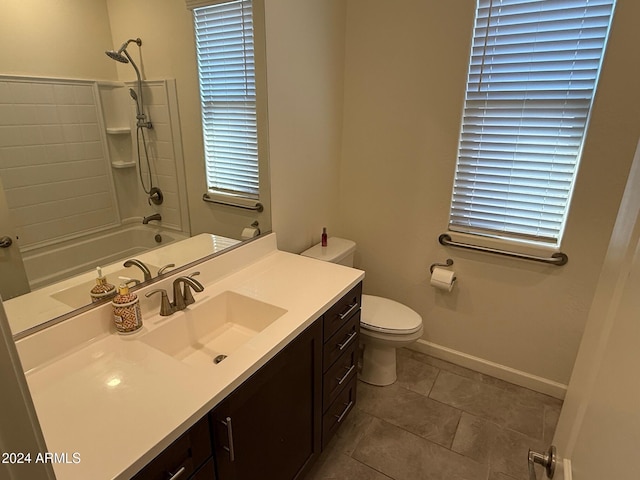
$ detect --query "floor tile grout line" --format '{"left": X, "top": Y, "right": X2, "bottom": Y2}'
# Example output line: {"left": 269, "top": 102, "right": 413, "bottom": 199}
{"left": 426, "top": 363, "right": 441, "bottom": 398}
{"left": 369, "top": 416, "right": 490, "bottom": 471}
{"left": 421, "top": 369, "right": 551, "bottom": 440}
{"left": 341, "top": 353, "right": 561, "bottom": 480}
{"left": 349, "top": 455, "right": 396, "bottom": 480}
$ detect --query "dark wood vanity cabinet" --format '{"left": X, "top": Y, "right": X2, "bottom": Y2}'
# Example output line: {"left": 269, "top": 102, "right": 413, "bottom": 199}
{"left": 131, "top": 416, "right": 214, "bottom": 480}
{"left": 132, "top": 282, "right": 362, "bottom": 480}
{"left": 210, "top": 282, "right": 362, "bottom": 480}
{"left": 210, "top": 319, "right": 323, "bottom": 480}
{"left": 320, "top": 282, "right": 361, "bottom": 448}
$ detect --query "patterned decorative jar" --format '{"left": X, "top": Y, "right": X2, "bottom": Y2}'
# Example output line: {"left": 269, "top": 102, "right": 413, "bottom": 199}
{"left": 112, "top": 284, "right": 143, "bottom": 334}
{"left": 90, "top": 267, "right": 116, "bottom": 303}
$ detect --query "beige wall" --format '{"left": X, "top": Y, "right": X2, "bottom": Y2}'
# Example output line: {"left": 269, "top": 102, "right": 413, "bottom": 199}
{"left": 335, "top": 0, "right": 640, "bottom": 386}
{"left": 0, "top": 0, "right": 117, "bottom": 80}
{"left": 266, "top": 0, "right": 347, "bottom": 253}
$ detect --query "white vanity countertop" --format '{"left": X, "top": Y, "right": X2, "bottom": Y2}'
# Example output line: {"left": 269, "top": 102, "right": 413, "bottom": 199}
{"left": 17, "top": 234, "right": 364, "bottom": 480}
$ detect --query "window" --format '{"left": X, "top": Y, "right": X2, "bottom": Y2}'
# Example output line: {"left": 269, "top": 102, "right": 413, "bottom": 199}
{"left": 192, "top": 0, "right": 259, "bottom": 199}
{"left": 449, "top": 0, "right": 616, "bottom": 246}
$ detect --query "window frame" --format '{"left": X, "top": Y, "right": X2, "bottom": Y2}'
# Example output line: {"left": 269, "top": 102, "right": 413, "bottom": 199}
{"left": 191, "top": 0, "right": 269, "bottom": 204}
{"left": 448, "top": 0, "right": 617, "bottom": 249}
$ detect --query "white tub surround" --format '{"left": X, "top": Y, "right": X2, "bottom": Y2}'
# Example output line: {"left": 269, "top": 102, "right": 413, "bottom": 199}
{"left": 16, "top": 233, "right": 364, "bottom": 480}
{"left": 21, "top": 224, "right": 189, "bottom": 290}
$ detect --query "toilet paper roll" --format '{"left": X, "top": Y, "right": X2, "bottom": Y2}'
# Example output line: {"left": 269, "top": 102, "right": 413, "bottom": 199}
{"left": 430, "top": 267, "right": 456, "bottom": 292}
{"left": 241, "top": 227, "right": 260, "bottom": 239}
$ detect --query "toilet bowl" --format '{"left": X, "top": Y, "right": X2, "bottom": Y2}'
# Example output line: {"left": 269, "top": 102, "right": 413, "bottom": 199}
{"left": 301, "top": 238, "right": 424, "bottom": 386}
{"left": 359, "top": 294, "right": 423, "bottom": 385}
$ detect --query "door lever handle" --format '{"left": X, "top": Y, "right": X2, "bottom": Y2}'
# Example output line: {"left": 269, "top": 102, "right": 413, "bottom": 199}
{"left": 528, "top": 445, "right": 556, "bottom": 480}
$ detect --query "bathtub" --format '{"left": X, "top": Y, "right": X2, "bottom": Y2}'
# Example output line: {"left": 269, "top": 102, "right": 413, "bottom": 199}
{"left": 22, "top": 225, "right": 189, "bottom": 290}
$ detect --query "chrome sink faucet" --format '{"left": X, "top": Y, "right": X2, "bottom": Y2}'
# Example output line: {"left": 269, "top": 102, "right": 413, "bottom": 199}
{"left": 172, "top": 276, "right": 205, "bottom": 311}
{"left": 123, "top": 258, "right": 152, "bottom": 282}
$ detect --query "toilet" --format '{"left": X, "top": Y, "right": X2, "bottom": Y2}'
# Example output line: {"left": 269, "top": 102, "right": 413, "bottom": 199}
{"left": 301, "top": 238, "right": 423, "bottom": 386}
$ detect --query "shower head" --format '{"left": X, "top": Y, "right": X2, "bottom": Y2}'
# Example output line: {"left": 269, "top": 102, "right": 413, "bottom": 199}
{"left": 105, "top": 50, "right": 128, "bottom": 63}
{"left": 105, "top": 38, "right": 142, "bottom": 64}
{"left": 105, "top": 37, "right": 151, "bottom": 128}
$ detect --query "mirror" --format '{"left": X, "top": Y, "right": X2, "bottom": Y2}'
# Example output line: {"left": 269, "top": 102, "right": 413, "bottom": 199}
{"left": 0, "top": 1, "right": 271, "bottom": 337}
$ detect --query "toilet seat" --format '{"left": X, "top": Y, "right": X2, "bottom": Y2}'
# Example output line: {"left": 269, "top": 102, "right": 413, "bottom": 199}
{"left": 360, "top": 294, "right": 423, "bottom": 335}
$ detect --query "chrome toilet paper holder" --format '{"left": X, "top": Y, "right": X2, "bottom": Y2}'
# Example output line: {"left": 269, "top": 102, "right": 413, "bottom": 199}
{"left": 430, "top": 258, "right": 454, "bottom": 274}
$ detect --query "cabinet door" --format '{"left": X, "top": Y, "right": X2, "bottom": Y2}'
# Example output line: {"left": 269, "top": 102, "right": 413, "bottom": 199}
{"left": 211, "top": 319, "right": 322, "bottom": 480}
{"left": 131, "top": 417, "right": 212, "bottom": 480}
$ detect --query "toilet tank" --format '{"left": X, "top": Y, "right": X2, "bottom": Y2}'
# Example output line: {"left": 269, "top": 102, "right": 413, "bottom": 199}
{"left": 300, "top": 238, "right": 356, "bottom": 267}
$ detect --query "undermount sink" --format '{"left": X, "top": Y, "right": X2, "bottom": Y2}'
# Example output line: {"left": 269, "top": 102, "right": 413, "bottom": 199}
{"left": 139, "top": 291, "right": 288, "bottom": 368}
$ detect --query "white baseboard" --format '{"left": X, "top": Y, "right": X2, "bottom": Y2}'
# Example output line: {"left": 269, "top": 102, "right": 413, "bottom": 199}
{"left": 407, "top": 339, "right": 567, "bottom": 399}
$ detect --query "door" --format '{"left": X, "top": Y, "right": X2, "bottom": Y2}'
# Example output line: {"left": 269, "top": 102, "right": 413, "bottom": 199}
{"left": 0, "top": 177, "right": 30, "bottom": 300}
{"left": 211, "top": 319, "right": 322, "bottom": 480}
{"left": 552, "top": 138, "right": 640, "bottom": 479}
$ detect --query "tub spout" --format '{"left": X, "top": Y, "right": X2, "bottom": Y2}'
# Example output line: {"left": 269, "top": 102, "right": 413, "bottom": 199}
{"left": 142, "top": 213, "right": 161, "bottom": 224}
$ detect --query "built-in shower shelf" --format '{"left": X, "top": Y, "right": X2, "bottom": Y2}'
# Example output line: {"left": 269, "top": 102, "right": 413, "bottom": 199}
{"left": 111, "top": 161, "right": 136, "bottom": 169}
{"left": 106, "top": 127, "right": 131, "bottom": 135}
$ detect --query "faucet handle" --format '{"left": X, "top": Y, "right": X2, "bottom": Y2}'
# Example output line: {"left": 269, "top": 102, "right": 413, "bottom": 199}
{"left": 183, "top": 272, "right": 201, "bottom": 307}
{"left": 158, "top": 263, "right": 176, "bottom": 275}
{"left": 145, "top": 289, "right": 175, "bottom": 316}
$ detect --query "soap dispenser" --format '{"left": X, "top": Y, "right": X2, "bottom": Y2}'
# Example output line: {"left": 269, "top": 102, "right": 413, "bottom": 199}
{"left": 112, "top": 283, "right": 143, "bottom": 334}
{"left": 90, "top": 267, "right": 116, "bottom": 303}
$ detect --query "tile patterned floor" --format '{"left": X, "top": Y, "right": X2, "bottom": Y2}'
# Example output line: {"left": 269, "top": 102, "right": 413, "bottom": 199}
{"left": 305, "top": 348, "right": 563, "bottom": 480}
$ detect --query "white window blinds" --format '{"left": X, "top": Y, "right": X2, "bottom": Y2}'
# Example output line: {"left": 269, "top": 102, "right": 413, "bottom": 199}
{"left": 194, "top": 0, "right": 259, "bottom": 199}
{"left": 450, "top": 0, "right": 616, "bottom": 245}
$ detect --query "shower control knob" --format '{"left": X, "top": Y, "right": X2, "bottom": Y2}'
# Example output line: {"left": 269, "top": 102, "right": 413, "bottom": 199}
{"left": 0, "top": 236, "right": 13, "bottom": 248}
{"left": 148, "top": 187, "right": 163, "bottom": 205}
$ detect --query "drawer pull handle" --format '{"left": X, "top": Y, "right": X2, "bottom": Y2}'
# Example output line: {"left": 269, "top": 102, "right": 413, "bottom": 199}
{"left": 337, "top": 330, "right": 357, "bottom": 351}
{"left": 335, "top": 400, "right": 354, "bottom": 424}
{"left": 167, "top": 466, "right": 186, "bottom": 480}
{"left": 221, "top": 416, "right": 236, "bottom": 462}
{"left": 336, "top": 364, "right": 356, "bottom": 385}
{"left": 339, "top": 302, "right": 359, "bottom": 320}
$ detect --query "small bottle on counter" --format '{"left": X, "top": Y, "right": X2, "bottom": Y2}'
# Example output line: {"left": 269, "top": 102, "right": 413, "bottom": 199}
{"left": 321, "top": 227, "right": 328, "bottom": 247}
{"left": 112, "top": 283, "right": 143, "bottom": 334}
{"left": 90, "top": 267, "right": 116, "bottom": 303}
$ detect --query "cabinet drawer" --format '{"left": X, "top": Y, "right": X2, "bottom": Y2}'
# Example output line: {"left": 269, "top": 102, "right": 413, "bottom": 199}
{"left": 323, "top": 282, "right": 362, "bottom": 340}
{"left": 323, "top": 311, "right": 359, "bottom": 372}
{"left": 322, "top": 377, "right": 357, "bottom": 448}
{"left": 132, "top": 416, "right": 212, "bottom": 480}
{"left": 322, "top": 341, "right": 357, "bottom": 411}
{"left": 191, "top": 458, "right": 216, "bottom": 480}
